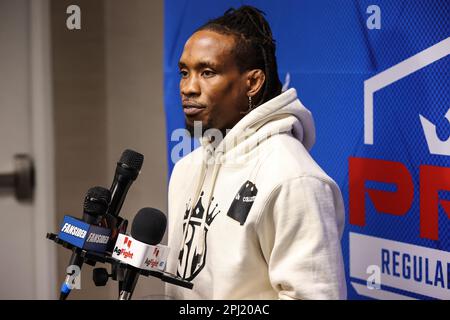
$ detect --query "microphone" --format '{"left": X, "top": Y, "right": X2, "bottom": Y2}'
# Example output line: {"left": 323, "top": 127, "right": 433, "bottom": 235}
{"left": 114, "top": 207, "right": 167, "bottom": 300}
{"left": 82, "top": 187, "right": 111, "bottom": 225}
{"left": 59, "top": 186, "right": 111, "bottom": 300}
{"left": 107, "top": 149, "right": 144, "bottom": 218}
{"left": 103, "top": 149, "right": 144, "bottom": 292}
{"left": 104, "top": 149, "right": 144, "bottom": 253}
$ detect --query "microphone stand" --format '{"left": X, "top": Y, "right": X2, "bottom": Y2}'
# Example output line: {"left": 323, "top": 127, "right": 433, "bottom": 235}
{"left": 46, "top": 232, "right": 193, "bottom": 299}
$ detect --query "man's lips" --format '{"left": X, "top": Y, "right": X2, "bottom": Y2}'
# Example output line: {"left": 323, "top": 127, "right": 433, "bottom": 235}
{"left": 183, "top": 102, "right": 206, "bottom": 116}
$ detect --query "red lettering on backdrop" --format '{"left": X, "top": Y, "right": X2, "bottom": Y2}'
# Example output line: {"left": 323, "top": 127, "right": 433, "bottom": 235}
{"left": 349, "top": 158, "right": 450, "bottom": 240}
{"left": 420, "top": 165, "right": 450, "bottom": 240}
{"left": 349, "top": 157, "right": 414, "bottom": 226}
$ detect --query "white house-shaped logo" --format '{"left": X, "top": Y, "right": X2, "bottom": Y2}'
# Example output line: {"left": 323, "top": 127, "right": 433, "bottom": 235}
{"left": 364, "top": 37, "right": 450, "bottom": 155}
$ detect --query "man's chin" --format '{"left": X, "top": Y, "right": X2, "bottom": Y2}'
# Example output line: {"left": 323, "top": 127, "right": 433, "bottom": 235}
{"left": 185, "top": 119, "right": 208, "bottom": 138}
{"left": 185, "top": 119, "right": 231, "bottom": 141}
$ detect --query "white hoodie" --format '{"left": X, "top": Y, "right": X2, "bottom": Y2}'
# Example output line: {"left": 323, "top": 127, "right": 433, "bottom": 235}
{"left": 165, "top": 88, "right": 346, "bottom": 300}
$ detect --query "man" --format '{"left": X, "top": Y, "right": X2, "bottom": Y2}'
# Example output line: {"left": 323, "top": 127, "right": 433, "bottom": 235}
{"left": 165, "top": 5, "right": 346, "bottom": 299}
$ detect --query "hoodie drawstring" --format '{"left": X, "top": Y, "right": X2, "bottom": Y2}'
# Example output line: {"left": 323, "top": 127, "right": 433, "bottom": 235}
{"left": 179, "top": 157, "right": 207, "bottom": 252}
{"left": 179, "top": 145, "right": 223, "bottom": 259}
{"left": 197, "top": 157, "right": 222, "bottom": 256}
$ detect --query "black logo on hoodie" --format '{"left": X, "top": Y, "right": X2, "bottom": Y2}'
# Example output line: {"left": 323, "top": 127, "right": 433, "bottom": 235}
{"left": 227, "top": 181, "right": 258, "bottom": 225}
{"left": 177, "top": 191, "right": 220, "bottom": 281}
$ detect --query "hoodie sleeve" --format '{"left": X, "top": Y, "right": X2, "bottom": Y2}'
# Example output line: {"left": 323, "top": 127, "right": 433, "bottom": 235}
{"left": 256, "top": 176, "right": 347, "bottom": 300}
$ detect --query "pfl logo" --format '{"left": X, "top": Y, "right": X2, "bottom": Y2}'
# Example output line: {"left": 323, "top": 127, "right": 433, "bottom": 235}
{"left": 351, "top": 37, "right": 450, "bottom": 240}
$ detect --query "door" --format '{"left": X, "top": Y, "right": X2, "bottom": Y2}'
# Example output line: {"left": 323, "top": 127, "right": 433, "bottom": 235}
{"left": 0, "top": 0, "right": 56, "bottom": 299}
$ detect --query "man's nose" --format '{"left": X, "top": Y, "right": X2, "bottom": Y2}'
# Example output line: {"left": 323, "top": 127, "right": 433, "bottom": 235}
{"left": 180, "top": 74, "right": 200, "bottom": 96}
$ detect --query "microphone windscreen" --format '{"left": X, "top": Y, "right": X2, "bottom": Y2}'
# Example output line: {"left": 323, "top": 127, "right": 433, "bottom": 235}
{"left": 84, "top": 186, "right": 111, "bottom": 216}
{"left": 131, "top": 207, "right": 167, "bottom": 245}
{"left": 119, "top": 149, "right": 144, "bottom": 171}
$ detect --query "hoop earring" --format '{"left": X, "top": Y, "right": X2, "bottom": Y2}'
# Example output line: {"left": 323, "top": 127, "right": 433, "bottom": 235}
{"left": 240, "top": 96, "right": 254, "bottom": 115}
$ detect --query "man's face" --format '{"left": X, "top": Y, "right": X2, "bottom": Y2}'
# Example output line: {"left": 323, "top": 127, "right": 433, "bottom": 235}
{"left": 178, "top": 30, "right": 248, "bottom": 135}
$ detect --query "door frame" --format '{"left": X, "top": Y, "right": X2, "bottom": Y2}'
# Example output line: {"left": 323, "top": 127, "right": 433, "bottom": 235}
{"left": 30, "top": 0, "right": 57, "bottom": 299}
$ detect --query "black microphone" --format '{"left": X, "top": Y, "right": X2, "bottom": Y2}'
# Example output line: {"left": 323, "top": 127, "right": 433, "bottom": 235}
{"left": 104, "top": 149, "right": 144, "bottom": 295}
{"left": 119, "top": 207, "right": 167, "bottom": 300}
{"left": 59, "top": 186, "right": 111, "bottom": 300}
{"left": 83, "top": 187, "right": 111, "bottom": 225}
{"left": 107, "top": 149, "right": 144, "bottom": 218}
{"left": 104, "top": 149, "right": 144, "bottom": 255}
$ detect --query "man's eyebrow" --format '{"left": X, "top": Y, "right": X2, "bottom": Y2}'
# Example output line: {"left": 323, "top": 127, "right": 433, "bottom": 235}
{"left": 178, "top": 60, "right": 219, "bottom": 70}
{"left": 197, "top": 61, "right": 219, "bottom": 69}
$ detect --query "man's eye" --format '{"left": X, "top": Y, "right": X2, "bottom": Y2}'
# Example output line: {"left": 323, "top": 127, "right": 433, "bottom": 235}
{"left": 179, "top": 70, "right": 188, "bottom": 77}
{"left": 202, "top": 70, "right": 216, "bottom": 77}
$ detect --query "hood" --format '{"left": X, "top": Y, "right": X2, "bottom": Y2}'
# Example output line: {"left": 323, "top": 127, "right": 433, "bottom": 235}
{"left": 201, "top": 88, "right": 315, "bottom": 162}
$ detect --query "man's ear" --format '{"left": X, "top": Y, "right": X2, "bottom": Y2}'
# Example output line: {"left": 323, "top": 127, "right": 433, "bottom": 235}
{"left": 246, "top": 69, "right": 265, "bottom": 97}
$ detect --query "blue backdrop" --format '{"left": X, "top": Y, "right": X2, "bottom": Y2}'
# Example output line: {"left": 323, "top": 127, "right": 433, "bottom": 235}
{"left": 164, "top": 0, "right": 450, "bottom": 300}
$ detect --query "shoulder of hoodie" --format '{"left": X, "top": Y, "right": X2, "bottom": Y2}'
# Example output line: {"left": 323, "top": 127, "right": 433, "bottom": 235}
{"left": 256, "top": 131, "right": 337, "bottom": 187}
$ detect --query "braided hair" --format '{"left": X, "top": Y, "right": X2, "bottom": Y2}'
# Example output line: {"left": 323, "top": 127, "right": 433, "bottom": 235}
{"left": 197, "top": 5, "right": 282, "bottom": 105}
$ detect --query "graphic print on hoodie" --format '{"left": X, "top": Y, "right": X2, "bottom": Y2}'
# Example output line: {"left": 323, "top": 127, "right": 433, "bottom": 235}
{"left": 177, "top": 191, "right": 220, "bottom": 281}
{"left": 227, "top": 180, "right": 258, "bottom": 225}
